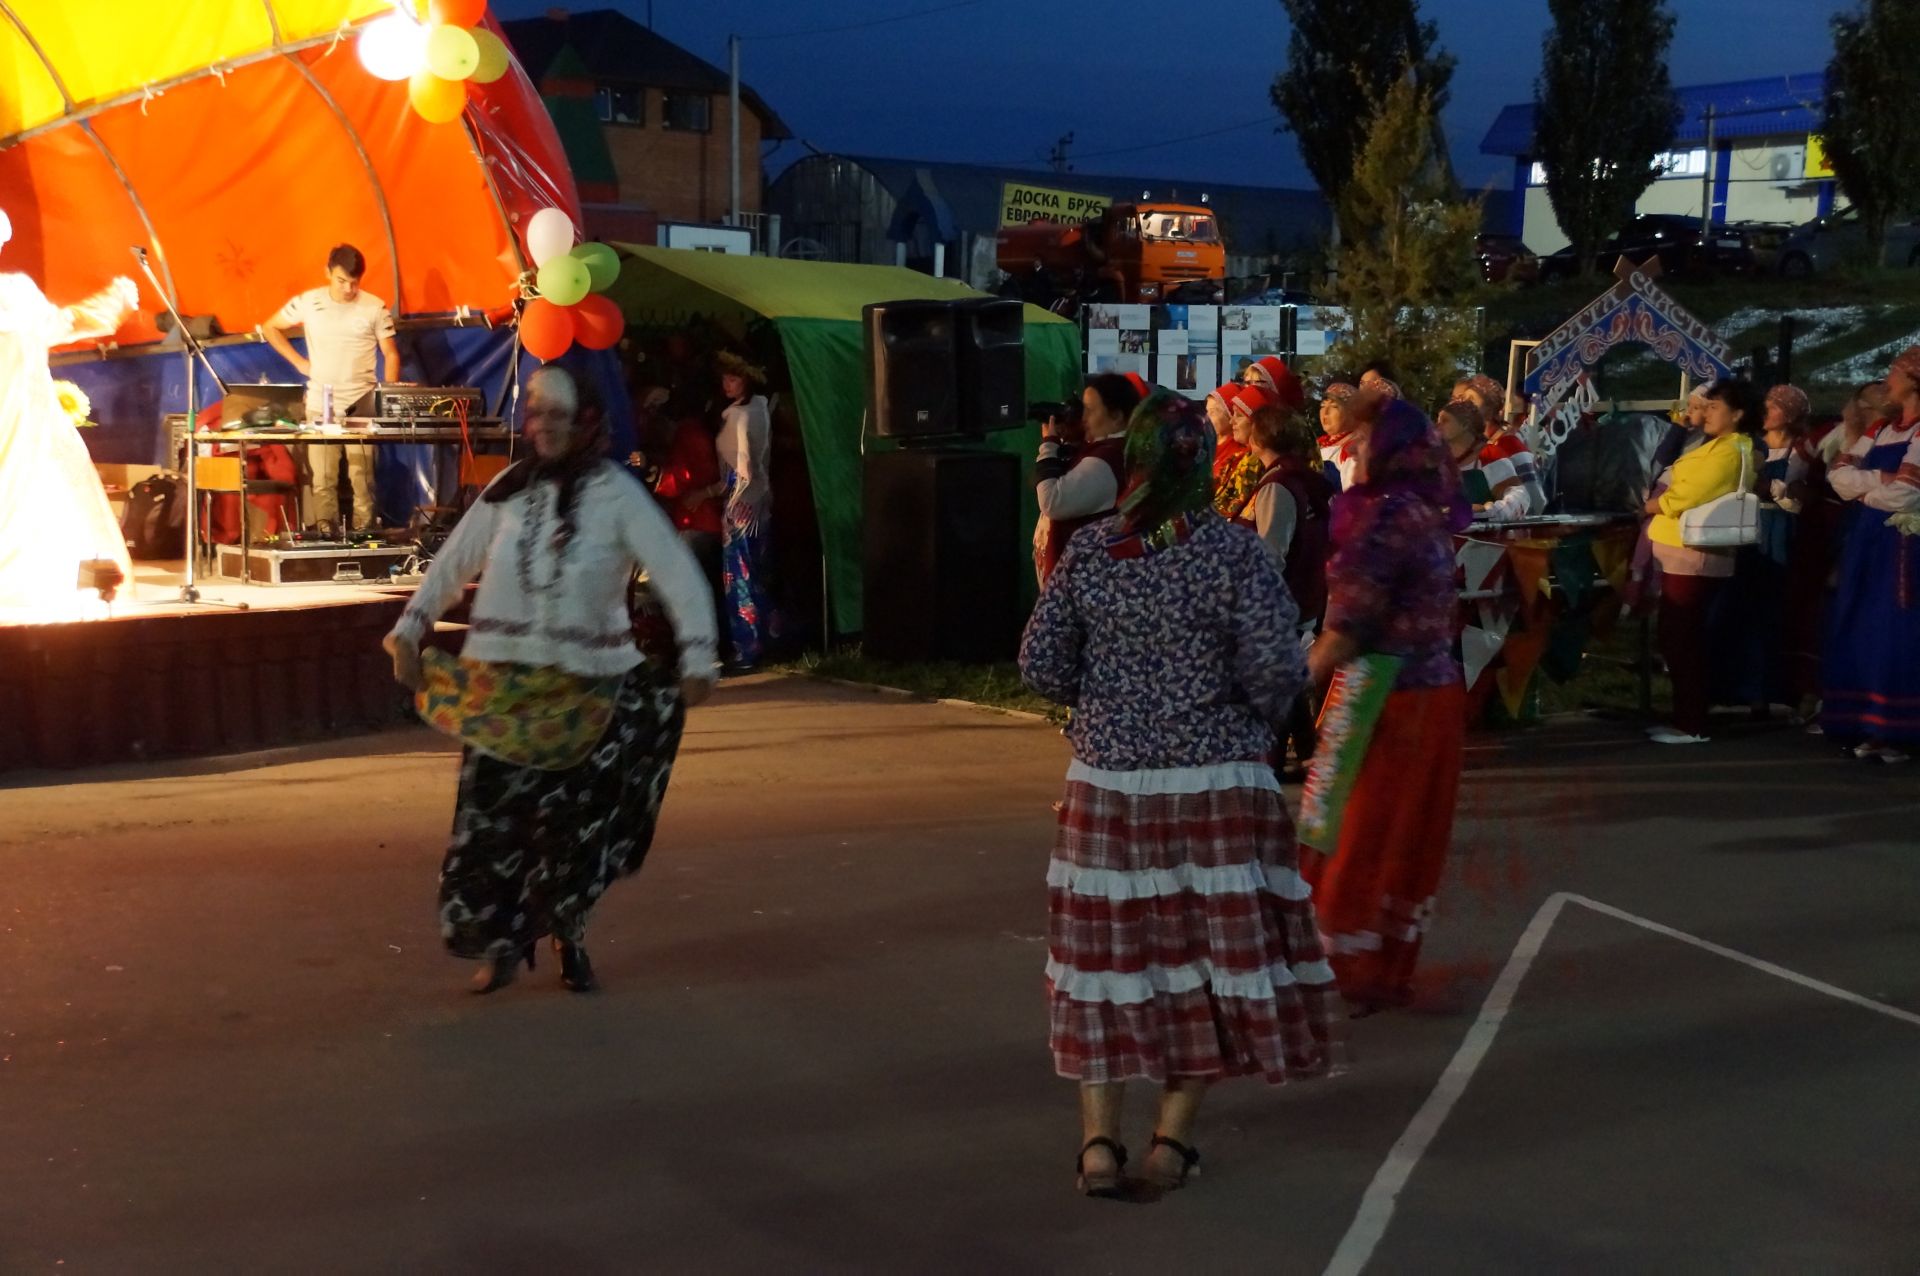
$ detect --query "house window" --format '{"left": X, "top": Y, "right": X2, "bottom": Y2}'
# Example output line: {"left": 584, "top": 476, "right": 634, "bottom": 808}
{"left": 595, "top": 86, "right": 642, "bottom": 125}
{"left": 661, "top": 92, "right": 711, "bottom": 133}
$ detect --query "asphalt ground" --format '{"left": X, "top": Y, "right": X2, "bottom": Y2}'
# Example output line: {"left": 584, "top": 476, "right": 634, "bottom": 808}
{"left": 2, "top": 678, "right": 1916, "bottom": 1273}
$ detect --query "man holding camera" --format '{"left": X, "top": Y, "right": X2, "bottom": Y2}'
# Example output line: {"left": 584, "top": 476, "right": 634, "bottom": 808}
{"left": 1033, "top": 372, "right": 1144, "bottom": 584}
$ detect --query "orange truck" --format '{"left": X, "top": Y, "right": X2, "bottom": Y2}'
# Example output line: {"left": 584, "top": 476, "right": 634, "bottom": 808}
{"left": 997, "top": 202, "right": 1227, "bottom": 311}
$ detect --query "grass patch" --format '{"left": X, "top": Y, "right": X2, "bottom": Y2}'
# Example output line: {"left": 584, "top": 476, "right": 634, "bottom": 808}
{"left": 778, "top": 647, "right": 1068, "bottom": 723}
{"left": 1533, "top": 617, "right": 1665, "bottom": 719}
{"left": 785, "top": 629, "right": 1661, "bottom": 728}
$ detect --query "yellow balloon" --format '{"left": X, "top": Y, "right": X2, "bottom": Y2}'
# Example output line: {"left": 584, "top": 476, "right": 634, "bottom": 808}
{"left": 424, "top": 24, "right": 480, "bottom": 81}
{"left": 537, "top": 256, "right": 592, "bottom": 307}
{"left": 471, "top": 28, "right": 511, "bottom": 85}
{"left": 409, "top": 70, "right": 468, "bottom": 124}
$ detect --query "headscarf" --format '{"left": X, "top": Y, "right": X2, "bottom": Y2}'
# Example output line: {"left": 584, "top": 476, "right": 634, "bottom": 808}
{"left": 1233, "top": 383, "right": 1280, "bottom": 418}
{"left": 1118, "top": 391, "right": 1215, "bottom": 534}
{"left": 1330, "top": 394, "right": 1473, "bottom": 549}
{"left": 1359, "top": 369, "right": 1401, "bottom": 400}
{"left": 1122, "top": 371, "right": 1153, "bottom": 400}
{"left": 1765, "top": 383, "right": 1811, "bottom": 431}
{"left": 1439, "top": 398, "right": 1485, "bottom": 444}
{"left": 1243, "top": 356, "right": 1305, "bottom": 410}
{"left": 1322, "top": 382, "right": 1358, "bottom": 405}
{"left": 484, "top": 366, "right": 611, "bottom": 557}
{"left": 1892, "top": 346, "right": 1920, "bottom": 383}
{"left": 1464, "top": 374, "right": 1504, "bottom": 405}
{"left": 1206, "top": 382, "right": 1245, "bottom": 415}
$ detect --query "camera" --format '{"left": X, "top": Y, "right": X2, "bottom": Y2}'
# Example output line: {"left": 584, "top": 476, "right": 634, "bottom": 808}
{"left": 1029, "top": 399, "right": 1085, "bottom": 445}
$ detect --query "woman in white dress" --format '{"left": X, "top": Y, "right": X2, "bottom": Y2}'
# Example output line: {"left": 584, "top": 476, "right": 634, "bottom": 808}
{"left": 0, "top": 207, "right": 140, "bottom": 621}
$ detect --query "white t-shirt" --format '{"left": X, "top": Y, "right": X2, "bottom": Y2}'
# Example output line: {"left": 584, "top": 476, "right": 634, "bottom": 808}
{"left": 272, "top": 288, "right": 395, "bottom": 418}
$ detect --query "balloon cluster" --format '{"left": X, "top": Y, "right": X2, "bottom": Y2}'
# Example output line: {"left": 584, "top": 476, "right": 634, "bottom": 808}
{"left": 356, "top": 0, "right": 511, "bottom": 124}
{"left": 519, "top": 208, "right": 626, "bottom": 362}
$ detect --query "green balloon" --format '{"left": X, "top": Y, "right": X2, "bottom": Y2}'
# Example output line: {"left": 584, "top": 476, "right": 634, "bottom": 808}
{"left": 537, "top": 256, "right": 591, "bottom": 307}
{"left": 573, "top": 242, "right": 621, "bottom": 293}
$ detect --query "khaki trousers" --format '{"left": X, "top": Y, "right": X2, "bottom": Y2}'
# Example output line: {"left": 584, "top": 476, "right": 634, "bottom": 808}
{"left": 307, "top": 442, "right": 376, "bottom": 530}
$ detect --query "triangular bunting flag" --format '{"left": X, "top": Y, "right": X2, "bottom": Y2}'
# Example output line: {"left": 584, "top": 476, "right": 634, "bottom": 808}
{"left": 1455, "top": 539, "right": 1509, "bottom": 594}
{"left": 1590, "top": 527, "right": 1635, "bottom": 594}
{"left": 1506, "top": 544, "right": 1553, "bottom": 611}
{"left": 1460, "top": 625, "right": 1505, "bottom": 690}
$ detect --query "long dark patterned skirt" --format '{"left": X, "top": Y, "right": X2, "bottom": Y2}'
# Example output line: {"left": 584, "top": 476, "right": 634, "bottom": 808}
{"left": 438, "top": 666, "right": 686, "bottom": 960}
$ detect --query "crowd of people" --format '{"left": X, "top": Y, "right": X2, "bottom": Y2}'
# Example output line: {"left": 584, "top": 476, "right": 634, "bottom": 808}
{"left": 1629, "top": 353, "right": 1920, "bottom": 760}
{"left": 1014, "top": 342, "right": 1920, "bottom": 1197}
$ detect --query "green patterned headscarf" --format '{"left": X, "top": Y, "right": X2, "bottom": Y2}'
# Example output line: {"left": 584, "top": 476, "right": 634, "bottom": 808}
{"left": 1119, "top": 391, "right": 1216, "bottom": 534}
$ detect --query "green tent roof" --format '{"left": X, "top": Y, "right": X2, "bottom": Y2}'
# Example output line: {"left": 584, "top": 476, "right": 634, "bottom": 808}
{"left": 606, "top": 244, "right": 1074, "bottom": 329}
{"left": 602, "top": 247, "right": 1083, "bottom": 638}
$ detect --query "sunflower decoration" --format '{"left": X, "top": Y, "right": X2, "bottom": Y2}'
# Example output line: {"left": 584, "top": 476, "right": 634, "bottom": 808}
{"left": 53, "top": 380, "right": 95, "bottom": 428}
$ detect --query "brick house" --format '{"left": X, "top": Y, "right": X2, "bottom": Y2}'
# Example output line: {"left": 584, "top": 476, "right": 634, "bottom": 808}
{"left": 502, "top": 9, "right": 792, "bottom": 241}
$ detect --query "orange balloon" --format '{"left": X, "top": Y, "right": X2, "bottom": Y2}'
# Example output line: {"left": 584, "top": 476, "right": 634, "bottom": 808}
{"left": 520, "top": 298, "right": 575, "bottom": 362}
{"left": 430, "top": 0, "right": 489, "bottom": 26}
{"left": 571, "top": 294, "right": 625, "bottom": 351}
{"left": 408, "top": 70, "right": 467, "bottom": 124}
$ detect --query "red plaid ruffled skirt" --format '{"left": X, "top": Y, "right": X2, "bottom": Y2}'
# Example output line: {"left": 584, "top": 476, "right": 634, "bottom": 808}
{"left": 1047, "top": 759, "right": 1345, "bottom": 1084}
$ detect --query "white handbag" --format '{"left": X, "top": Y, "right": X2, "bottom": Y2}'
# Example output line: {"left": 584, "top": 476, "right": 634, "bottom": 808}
{"left": 1679, "top": 438, "right": 1760, "bottom": 549}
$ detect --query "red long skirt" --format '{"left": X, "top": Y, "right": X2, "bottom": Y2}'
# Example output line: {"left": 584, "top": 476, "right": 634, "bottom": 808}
{"left": 1302, "top": 682, "right": 1465, "bottom": 1007}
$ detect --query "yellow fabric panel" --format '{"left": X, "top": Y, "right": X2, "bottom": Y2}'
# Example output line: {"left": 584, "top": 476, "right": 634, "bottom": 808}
{"left": 0, "top": 18, "right": 63, "bottom": 136}
{"left": 1, "top": 0, "right": 387, "bottom": 135}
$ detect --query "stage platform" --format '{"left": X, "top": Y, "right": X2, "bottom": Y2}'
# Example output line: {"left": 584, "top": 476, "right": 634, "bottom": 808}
{"left": 0, "top": 562, "right": 427, "bottom": 774}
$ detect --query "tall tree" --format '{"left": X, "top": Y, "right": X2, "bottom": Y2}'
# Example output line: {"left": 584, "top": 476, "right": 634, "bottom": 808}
{"left": 1272, "top": 0, "right": 1456, "bottom": 239}
{"left": 1534, "top": 0, "right": 1680, "bottom": 278}
{"left": 1323, "top": 71, "right": 1484, "bottom": 411}
{"left": 1823, "top": 0, "right": 1920, "bottom": 266}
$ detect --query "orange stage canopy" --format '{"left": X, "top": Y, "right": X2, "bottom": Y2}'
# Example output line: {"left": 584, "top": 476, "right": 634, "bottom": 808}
{"left": 0, "top": 0, "right": 579, "bottom": 345}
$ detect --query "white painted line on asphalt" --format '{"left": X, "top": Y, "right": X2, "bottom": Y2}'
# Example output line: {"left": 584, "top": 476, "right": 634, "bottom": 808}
{"left": 1322, "top": 891, "right": 1569, "bottom": 1276}
{"left": 1564, "top": 893, "right": 1920, "bottom": 1029}
{"left": 1323, "top": 891, "right": 1920, "bottom": 1276}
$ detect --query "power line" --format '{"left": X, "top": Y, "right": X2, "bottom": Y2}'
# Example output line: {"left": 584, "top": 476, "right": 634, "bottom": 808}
{"left": 993, "top": 116, "right": 1275, "bottom": 168}
{"left": 747, "top": 0, "right": 986, "bottom": 41}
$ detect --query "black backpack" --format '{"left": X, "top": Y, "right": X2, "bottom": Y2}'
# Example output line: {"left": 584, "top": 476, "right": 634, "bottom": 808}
{"left": 123, "top": 473, "right": 186, "bottom": 560}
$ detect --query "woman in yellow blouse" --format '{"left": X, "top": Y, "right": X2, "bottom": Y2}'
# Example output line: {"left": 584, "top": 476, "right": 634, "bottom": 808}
{"left": 1643, "top": 379, "right": 1761, "bottom": 743}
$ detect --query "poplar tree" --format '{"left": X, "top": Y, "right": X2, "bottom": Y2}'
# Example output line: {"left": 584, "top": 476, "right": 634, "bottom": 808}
{"left": 1823, "top": 0, "right": 1920, "bottom": 265}
{"left": 1534, "top": 0, "right": 1680, "bottom": 277}
{"left": 1271, "top": 0, "right": 1456, "bottom": 240}
{"left": 1323, "top": 72, "right": 1483, "bottom": 410}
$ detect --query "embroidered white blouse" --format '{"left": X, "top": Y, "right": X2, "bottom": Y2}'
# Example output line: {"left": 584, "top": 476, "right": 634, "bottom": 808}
{"left": 390, "top": 462, "right": 718, "bottom": 680}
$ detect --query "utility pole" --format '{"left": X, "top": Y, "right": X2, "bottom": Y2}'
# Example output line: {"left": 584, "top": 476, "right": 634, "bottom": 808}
{"left": 729, "top": 34, "right": 742, "bottom": 228}
{"left": 1047, "top": 132, "right": 1074, "bottom": 173}
{"left": 1700, "top": 105, "right": 1716, "bottom": 236}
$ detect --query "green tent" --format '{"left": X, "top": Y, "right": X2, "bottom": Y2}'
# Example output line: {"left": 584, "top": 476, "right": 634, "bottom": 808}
{"left": 604, "top": 246, "right": 1083, "bottom": 635}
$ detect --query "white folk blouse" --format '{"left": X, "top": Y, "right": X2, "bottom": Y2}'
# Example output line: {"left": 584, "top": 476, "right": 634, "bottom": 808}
{"left": 391, "top": 462, "right": 717, "bottom": 680}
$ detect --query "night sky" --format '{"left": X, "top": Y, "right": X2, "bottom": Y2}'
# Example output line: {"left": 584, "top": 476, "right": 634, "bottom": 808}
{"left": 496, "top": 0, "right": 1851, "bottom": 192}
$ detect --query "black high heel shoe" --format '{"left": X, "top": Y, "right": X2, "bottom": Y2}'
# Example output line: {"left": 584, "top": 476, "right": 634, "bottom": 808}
{"left": 471, "top": 942, "right": 535, "bottom": 995}
{"left": 553, "top": 938, "right": 599, "bottom": 993}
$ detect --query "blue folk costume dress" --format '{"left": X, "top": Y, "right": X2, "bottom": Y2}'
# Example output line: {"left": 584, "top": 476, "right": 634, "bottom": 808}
{"left": 716, "top": 392, "right": 775, "bottom": 667}
{"left": 1821, "top": 419, "right": 1920, "bottom": 743}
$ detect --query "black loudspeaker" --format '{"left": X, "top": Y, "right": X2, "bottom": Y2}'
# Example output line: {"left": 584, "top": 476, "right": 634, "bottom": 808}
{"left": 863, "top": 449, "right": 1021, "bottom": 662}
{"left": 955, "top": 298, "right": 1026, "bottom": 433}
{"left": 865, "top": 300, "right": 959, "bottom": 439}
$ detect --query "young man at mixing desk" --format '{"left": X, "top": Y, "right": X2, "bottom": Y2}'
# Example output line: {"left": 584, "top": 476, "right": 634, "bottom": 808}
{"left": 263, "top": 243, "right": 403, "bottom": 533}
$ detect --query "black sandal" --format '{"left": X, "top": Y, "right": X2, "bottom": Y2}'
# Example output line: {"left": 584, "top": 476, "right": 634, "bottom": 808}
{"left": 1075, "top": 1136, "right": 1128, "bottom": 1198}
{"left": 1144, "top": 1135, "right": 1201, "bottom": 1190}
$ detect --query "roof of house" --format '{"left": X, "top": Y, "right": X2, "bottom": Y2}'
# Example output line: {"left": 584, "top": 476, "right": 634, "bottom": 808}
{"left": 1481, "top": 73, "right": 1825, "bottom": 157}
{"left": 774, "top": 152, "right": 1334, "bottom": 254}
{"left": 501, "top": 9, "right": 792, "bottom": 139}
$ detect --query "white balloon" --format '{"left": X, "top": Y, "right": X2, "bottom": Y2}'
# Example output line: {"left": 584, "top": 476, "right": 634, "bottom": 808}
{"left": 525, "top": 207, "right": 577, "bottom": 268}
{"left": 357, "top": 14, "right": 428, "bottom": 82}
